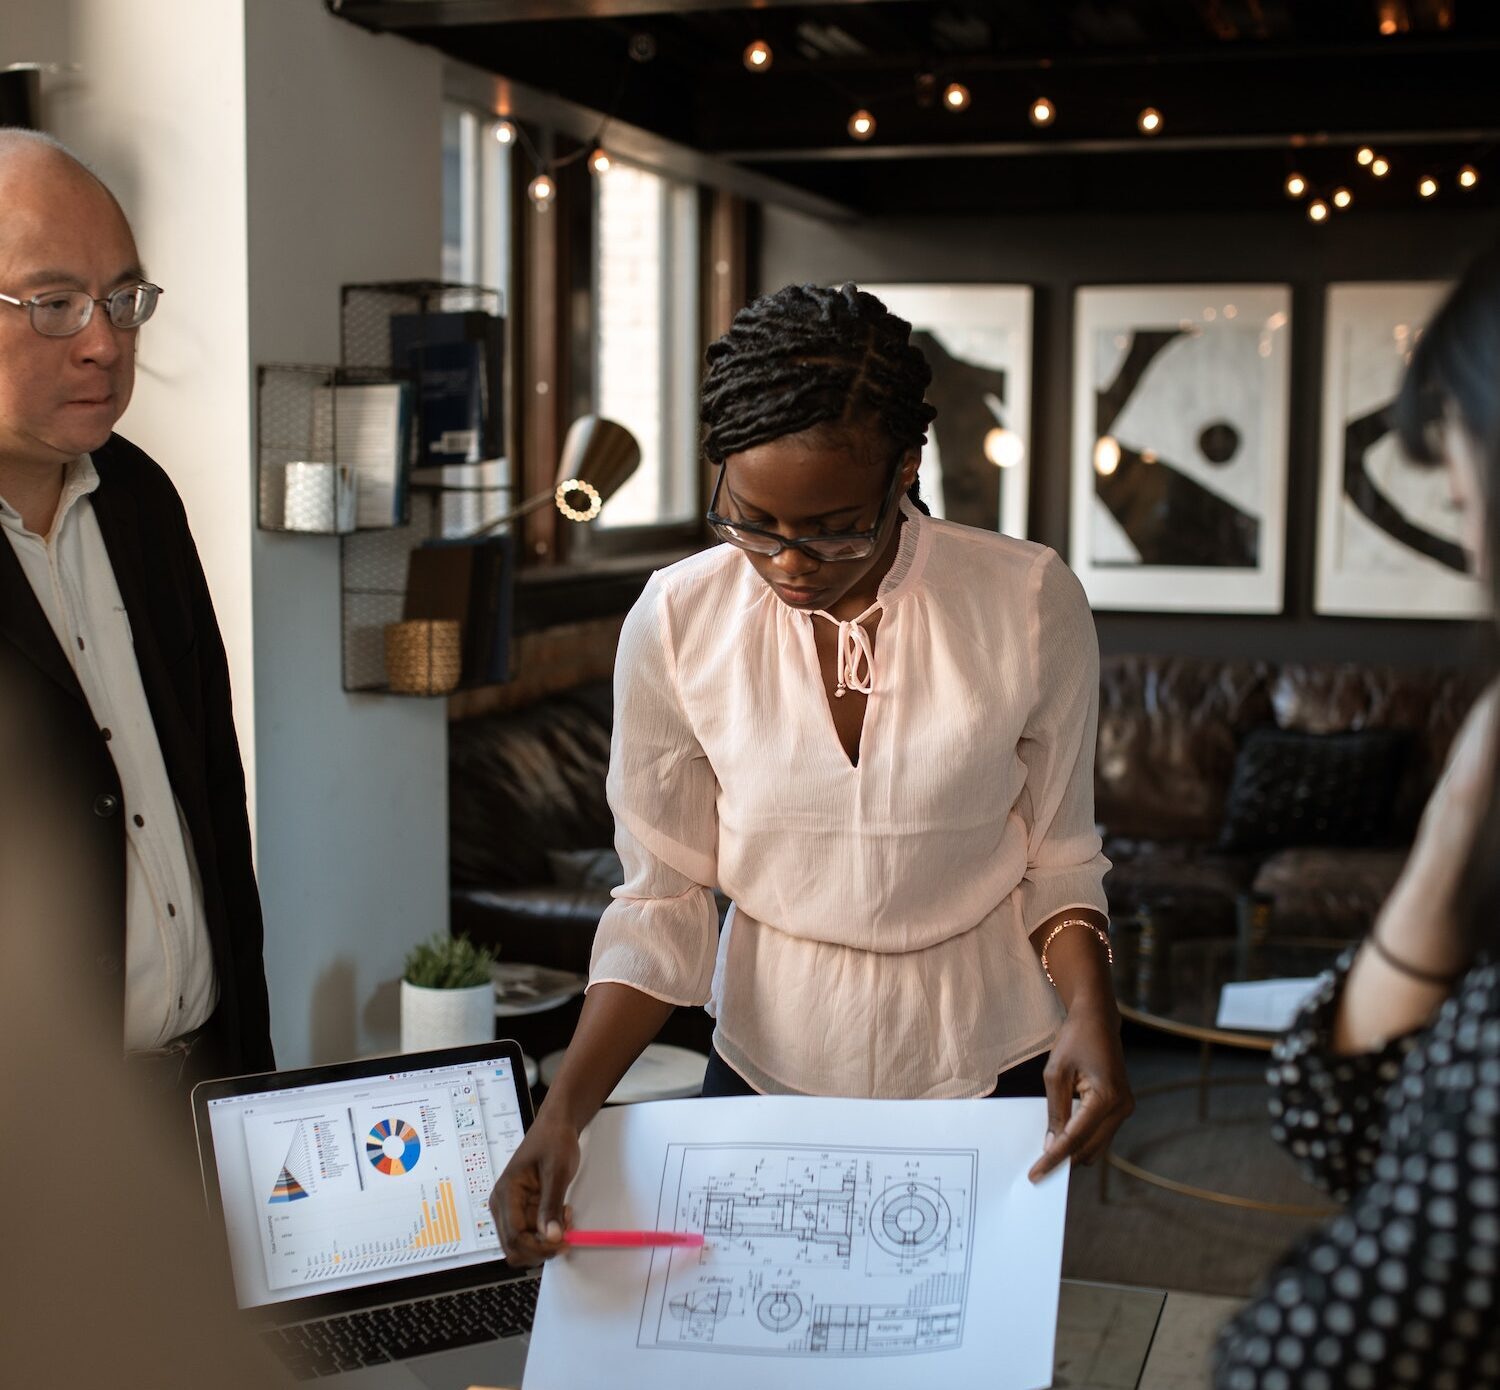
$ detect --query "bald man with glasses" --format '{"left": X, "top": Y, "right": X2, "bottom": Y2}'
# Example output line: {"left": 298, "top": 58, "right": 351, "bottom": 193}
{"left": 0, "top": 129, "right": 273, "bottom": 1098}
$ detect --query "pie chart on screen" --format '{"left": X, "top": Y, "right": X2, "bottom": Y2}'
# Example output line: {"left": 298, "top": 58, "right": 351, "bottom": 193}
{"left": 366, "top": 1118, "right": 421, "bottom": 1175}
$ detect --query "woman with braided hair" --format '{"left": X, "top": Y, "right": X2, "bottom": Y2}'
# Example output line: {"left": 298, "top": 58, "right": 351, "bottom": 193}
{"left": 490, "top": 282, "right": 1132, "bottom": 1264}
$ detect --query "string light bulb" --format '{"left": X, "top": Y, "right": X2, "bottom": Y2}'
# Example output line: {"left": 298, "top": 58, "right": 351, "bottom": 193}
{"left": 1356, "top": 146, "right": 1375, "bottom": 166}
{"left": 494, "top": 120, "right": 516, "bottom": 145}
{"left": 1419, "top": 175, "right": 1438, "bottom": 199}
{"left": 1284, "top": 172, "right": 1307, "bottom": 198}
{"left": 527, "top": 172, "right": 556, "bottom": 208}
{"left": 1371, "top": 157, "right": 1390, "bottom": 177}
{"left": 848, "top": 109, "right": 876, "bottom": 141}
{"left": 1029, "top": 97, "right": 1055, "bottom": 127}
{"left": 1137, "top": 107, "right": 1163, "bottom": 135}
{"left": 1459, "top": 165, "right": 1480, "bottom": 189}
{"left": 943, "top": 82, "right": 971, "bottom": 112}
{"left": 1307, "top": 198, "right": 1330, "bottom": 223}
{"left": 1333, "top": 187, "right": 1353, "bottom": 209}
{"left": 743, "top": 40, "right": 772, "bottom": 73}
{"left": 588, "top": 147, "right": 611, "bottom": 175}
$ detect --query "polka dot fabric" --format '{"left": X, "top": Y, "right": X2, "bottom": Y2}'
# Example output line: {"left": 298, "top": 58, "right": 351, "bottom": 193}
{"left": 1214, "top": 951, "right": 1500, "bottom": 1387}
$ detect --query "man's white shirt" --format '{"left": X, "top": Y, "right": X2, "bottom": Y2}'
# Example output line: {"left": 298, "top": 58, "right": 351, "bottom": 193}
{"left": 1, "top": 455, "right": 216, "bottom": 1050}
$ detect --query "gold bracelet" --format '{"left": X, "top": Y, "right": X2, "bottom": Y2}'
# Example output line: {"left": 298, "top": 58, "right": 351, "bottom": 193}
{"left": 1040, "top": 917, "right": 1113, "bottom": 987}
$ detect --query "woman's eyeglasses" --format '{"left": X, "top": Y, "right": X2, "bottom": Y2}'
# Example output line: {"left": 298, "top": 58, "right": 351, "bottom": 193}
{"left": 706, "top": 460, "right": 905, "bottom": 562}
{"left": 0, "top": 282, "right": 163, "bottom": 338}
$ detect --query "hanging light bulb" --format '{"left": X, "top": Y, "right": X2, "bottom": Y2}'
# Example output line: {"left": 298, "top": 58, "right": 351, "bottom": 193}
{"left": 1371, "top": 157, "right": 1390, "bottom": 177}
{"left": 1418, "top": 175, "right": 1438, "bottom": 199}
{"left": 743, "top": 40, "right": 772, "bottom": 73}
{"left": 527, "top": 172, "right": 556, "bottom": 208}
{"left": 588, "top": 147, "right": 611, "bottom": 175}
{"left": 848, "top": 109, "right": 876, "bottom": 141}
{"left": 1333, "top": 187, "right": 1353, "bottom": 209}
{"left": 1137, "top": 107, "right": 1163, "bottom": 135}
{"left": 1307, "top": 198, "right": 1330, "bottom": 223}
{"left": 494, "top": 120, "right": 517, "bottom": 145}
{"left": 1459, "top": 165, "right": 1480, "bottom": 189}
{"left": 1356, "top": 146, "right": 1375, "bottom": 166}
{"left": 1029, "top": 97, "right": 1055, "bottom": 127}
{"left": 1284, "top": 172, "right": 1307, "bottom": 198}
{"left": 943, "top": 82, "right": 971, "bottom": 112}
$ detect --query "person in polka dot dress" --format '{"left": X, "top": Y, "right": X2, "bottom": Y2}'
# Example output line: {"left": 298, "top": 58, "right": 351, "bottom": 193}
{"left": 1214, "top": 249, "right": 1500, "bottom": 1388}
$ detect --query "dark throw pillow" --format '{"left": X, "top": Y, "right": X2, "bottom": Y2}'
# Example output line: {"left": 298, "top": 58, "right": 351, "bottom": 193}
{"left": 1218, "top": 726, "right": 1408, "bottom": 852}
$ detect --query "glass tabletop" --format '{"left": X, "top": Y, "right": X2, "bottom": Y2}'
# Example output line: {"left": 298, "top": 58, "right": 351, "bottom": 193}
{"left": 1111, "top": 914, "right": 1353, "bottom": 1046}
{"left": 1052, "top": 1279, "right": 1166, "bottom": 1388}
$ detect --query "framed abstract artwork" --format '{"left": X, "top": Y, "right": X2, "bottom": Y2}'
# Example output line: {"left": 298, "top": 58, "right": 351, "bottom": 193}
{"left": 863, "top": 283, "right": 1033, "bottom": 538}
{"left": 1069, "top": 285, "right": 1291, "bottom": 613}
{"left": 1315, "top": 281, "right": 1482, "bottom": 619}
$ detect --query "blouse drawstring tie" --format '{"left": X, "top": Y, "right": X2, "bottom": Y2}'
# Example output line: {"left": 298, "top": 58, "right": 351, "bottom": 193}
{"left": 812, "top": 605, "right": 878, "bottom": 698}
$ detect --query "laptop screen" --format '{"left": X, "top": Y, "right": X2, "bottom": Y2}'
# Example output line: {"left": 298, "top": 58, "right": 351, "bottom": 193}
{"left": 201, "top": 1054, "right": 527, "bottom": 1310}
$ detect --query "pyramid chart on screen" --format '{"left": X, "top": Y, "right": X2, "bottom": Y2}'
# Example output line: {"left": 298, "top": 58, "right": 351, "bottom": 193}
{"left": 268, "top": 1122, "right": 314, "bottom": 1203}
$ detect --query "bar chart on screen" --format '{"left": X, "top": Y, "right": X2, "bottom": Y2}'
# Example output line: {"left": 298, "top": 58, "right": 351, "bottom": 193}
{"left": 242, "top": 1083, "right": 482, "bottom": 1291}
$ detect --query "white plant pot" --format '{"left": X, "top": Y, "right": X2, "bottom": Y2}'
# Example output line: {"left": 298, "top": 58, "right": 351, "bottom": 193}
{"left": 400, "top": 979, "right": 494, "bottom": 1053}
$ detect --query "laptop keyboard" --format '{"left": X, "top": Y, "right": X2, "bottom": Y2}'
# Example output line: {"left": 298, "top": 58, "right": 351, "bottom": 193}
{"left": 261, "top": 1277, "right": 539, "bottom": 1379}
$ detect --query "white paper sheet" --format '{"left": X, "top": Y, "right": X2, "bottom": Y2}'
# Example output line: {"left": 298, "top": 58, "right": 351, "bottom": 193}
{"left": 1215, "top": 978, "right": 1322, "bottom": 1032}
{"left": 522, "top": 1097, "right": 1069, "bottom": 1390}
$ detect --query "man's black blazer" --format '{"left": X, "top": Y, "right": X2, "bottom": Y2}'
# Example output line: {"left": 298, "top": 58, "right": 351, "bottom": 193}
{"left": 0, "top": 433, "right": 274, "bottom": 1074}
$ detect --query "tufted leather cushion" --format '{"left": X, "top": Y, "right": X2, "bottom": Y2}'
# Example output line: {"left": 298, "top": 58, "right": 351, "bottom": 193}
{"left": 449, "top": 681, "right": 614, "bottom": 889}
{"left": 1095, "top": 658, "right": 1273, "bottom": 840}
{"left": 1101, "top": 836, "right": 1258, "bottom": 935}
{"left": 1218, "top": 727, "right": 1408, "bottom": 851}
{"left": 1251, "top": 846, "right": 1409, "bottom": 939}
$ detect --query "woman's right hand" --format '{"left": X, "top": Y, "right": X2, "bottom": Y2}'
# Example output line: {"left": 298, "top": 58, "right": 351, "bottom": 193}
{"left": 488, "top": 1113, "right": 581, "bottom": 1267}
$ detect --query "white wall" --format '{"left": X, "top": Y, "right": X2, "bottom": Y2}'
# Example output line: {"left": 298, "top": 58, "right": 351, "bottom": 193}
{"left": 3, "top": 2, "right": 451, "bottom": 1069}
{"left": 2, "top": 3, "right": 256, "bottom": 811}
{"left": 245, "top": 3, "right": 448, "bottom": 1068}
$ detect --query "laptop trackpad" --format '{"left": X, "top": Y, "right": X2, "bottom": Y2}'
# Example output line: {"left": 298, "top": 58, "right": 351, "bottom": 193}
{"left": 411, "top": 1335, "right": 529, "bottom": 1389}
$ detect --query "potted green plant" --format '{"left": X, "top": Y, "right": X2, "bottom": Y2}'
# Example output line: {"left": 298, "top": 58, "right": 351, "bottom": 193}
{"left": 399, "top": 933, "right": 497, "bottom": 1052}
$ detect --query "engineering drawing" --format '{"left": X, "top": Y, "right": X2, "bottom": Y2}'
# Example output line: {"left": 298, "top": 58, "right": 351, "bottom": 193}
{"left": 636, "top": 1144, "right": 977, "bottom": 1358}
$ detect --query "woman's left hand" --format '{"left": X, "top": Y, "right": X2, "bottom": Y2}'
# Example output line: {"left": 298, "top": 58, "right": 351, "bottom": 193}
{"left": 1028, "top": 1000, "right": 1133, "bottom": 1182}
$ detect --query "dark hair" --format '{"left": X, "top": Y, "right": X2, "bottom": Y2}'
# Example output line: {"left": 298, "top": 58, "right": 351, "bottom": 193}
{"left": 1394, "top": 243, "right": 1500, "bottom": 960}
{"left": 700, "top": 282, "right": 938, "bottom": 513}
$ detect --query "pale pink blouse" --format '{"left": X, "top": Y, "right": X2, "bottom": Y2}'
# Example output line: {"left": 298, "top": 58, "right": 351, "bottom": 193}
{"left": 589, "top": 498, "right": 1110, "bottom": 1098}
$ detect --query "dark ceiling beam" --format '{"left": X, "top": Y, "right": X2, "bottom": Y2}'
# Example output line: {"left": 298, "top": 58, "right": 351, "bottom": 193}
{"left": 719, "top": 126, "right": 1500, "bottom": 163}
{"left": 442, "top": 58, "right": 858, "bottom": 222}
{"left": 671, "top": 32, "right": 1500, "bottom": 77}
{"left": 328, "top": 0, "right": 911, "bottom": 29}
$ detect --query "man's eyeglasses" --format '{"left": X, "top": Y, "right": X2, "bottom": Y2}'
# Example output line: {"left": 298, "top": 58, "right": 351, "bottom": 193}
{"left": 0, "top": 282, "right": 163, "bottom": 338}
{"left": 706, "top": 457, "right": 905, "bottom": 563}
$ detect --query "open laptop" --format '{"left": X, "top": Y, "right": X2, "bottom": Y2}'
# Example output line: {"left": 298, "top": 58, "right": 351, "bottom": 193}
{"left": 193, "top": 1040, "right": 538, "bottom": 1388}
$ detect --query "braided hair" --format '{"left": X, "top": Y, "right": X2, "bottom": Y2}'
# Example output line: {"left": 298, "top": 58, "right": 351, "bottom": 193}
{"left": 701, "top": 283, "right": 938, "bottom": 513}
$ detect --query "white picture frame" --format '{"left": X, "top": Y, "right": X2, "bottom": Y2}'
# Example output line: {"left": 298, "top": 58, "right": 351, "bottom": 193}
{"left": 1069, "top": 284, "right": 1291, "bottom": 613}
{"left": 863, "top": 283, "right": 1033, "bottom": 538}
{"left": 1315, "top": 281, "right": 1482, "bottom": 619}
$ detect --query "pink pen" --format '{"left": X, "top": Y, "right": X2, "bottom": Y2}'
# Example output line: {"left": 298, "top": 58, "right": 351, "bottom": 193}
{"left": 563, "top": 1229, "right": 705, "bottom": 1249}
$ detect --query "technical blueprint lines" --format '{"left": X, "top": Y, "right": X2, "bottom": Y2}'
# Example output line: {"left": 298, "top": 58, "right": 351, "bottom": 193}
{"left": 637, "top": 1144, "right": 977, "bottom": 1358}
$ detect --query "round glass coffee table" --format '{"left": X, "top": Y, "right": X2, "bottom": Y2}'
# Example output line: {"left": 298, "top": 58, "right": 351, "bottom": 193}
{"left": 1105, "top": 921, "right": 1351, "bottom": 1216}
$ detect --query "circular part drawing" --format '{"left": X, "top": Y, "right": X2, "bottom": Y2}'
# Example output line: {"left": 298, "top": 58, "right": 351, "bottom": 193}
{"left": 756, "top": 1291, "right": 804, "bottom": 1333}
{"left": 870, "top": 1182, "right": 951, "bottom": 1258}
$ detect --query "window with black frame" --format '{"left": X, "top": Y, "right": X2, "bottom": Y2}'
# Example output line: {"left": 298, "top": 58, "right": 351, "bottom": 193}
{"left": 439, "top": 102, "right": 513, "bottom": 539}
{"left": 590, "top": 158, "right": 701, "bottom": 537}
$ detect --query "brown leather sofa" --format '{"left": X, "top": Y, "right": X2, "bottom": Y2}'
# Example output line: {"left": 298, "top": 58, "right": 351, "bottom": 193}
{"left": 1097, "top": 656, "right": 1482, "bottom": 941}
{"left": 451, "top": 656, "right": 1483, "bottom": 997}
